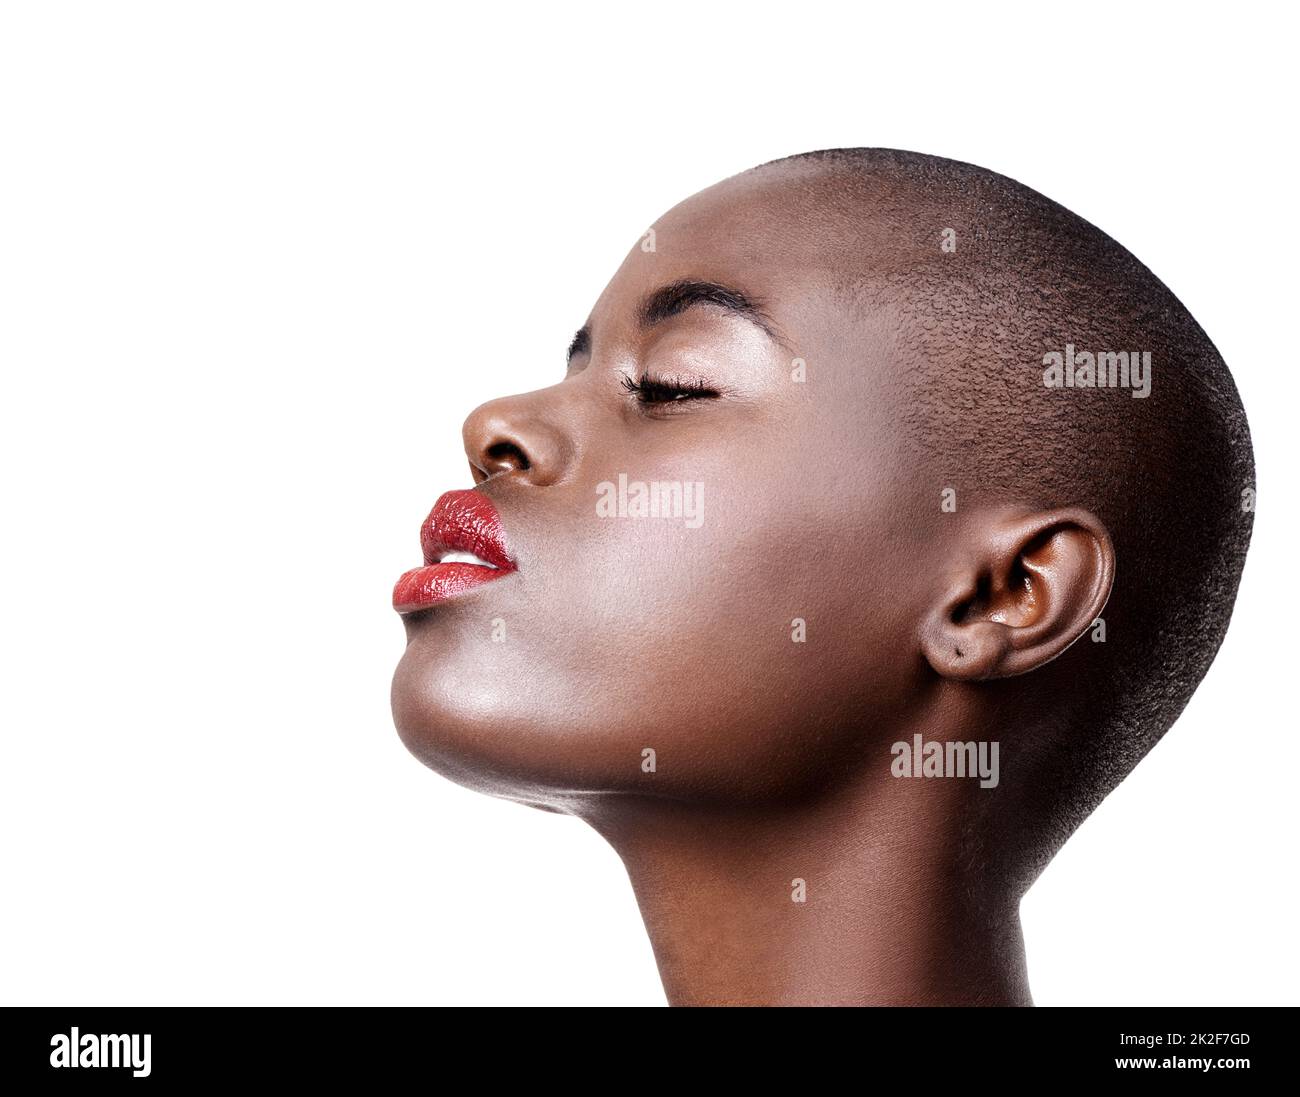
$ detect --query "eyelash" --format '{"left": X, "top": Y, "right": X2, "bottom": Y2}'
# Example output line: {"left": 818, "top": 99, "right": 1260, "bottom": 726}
{"left": 619, "top": 373, "right": 720, "bottom": 405}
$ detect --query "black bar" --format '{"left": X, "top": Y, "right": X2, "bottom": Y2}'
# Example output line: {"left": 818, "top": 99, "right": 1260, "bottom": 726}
{"left": 1, "top": 1005, "right": 1293, "bottom": 1085}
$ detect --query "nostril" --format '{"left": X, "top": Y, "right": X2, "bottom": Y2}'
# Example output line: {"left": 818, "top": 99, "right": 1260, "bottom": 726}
{"left": 485, "top": 440, "right": 530, "bottom": 473}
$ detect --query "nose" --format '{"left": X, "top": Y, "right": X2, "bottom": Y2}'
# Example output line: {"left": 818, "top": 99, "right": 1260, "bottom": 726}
{"left": 461, "top": 388, "right": 573, "bottom": 487}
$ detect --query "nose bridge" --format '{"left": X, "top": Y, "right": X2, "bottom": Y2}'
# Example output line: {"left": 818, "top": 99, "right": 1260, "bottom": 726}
{"left": 462, "top": 382, "right": 576, "bottom": 487}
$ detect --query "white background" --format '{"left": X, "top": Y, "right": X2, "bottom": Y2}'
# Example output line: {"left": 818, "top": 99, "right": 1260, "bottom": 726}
{"left": 1, "top": 3, "right": 1295, "bottom": 1005}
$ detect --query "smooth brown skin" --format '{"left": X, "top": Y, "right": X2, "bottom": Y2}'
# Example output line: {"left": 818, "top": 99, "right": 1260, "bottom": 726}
{"left": 392, "top": 165, "right": 1115, "bottom": 1006}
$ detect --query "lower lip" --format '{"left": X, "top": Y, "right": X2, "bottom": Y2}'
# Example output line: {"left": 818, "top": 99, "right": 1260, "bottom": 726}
{"left": 393, "top": 561, "right": 513, "bottom": 614}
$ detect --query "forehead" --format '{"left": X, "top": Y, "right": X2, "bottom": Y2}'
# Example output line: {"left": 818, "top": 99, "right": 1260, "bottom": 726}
{"left": 586, "top": 166, "right": 913, "bottom": 343}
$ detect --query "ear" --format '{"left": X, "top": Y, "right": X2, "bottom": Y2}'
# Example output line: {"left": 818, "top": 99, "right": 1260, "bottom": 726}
{"left": 921, "top": 507, "right": 1115, "bottom": 681}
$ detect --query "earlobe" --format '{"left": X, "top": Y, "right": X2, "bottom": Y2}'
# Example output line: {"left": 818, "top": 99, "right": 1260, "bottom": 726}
{"left": 921, "top": 507, "right": 1115, "bottom": 682}
{"left": 922, "top": 601, "right": 1013, "bottom": 681}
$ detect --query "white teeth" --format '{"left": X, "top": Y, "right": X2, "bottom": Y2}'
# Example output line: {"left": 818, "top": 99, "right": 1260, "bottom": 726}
{"left": 439, "top": 550, "right": 497, "bottom": 569}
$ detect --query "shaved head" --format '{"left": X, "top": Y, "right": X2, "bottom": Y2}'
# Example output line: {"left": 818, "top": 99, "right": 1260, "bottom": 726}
{"left": 749, "top": 149, "right": 1255, "bottom": 887}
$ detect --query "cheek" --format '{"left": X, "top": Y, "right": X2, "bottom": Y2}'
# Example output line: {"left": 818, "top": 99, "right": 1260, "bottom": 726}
{"left": 511, "top": 470, "right": 920, "bottom": 797}
{"left": 681, "top": 543, "right": 903, "bottom": 784}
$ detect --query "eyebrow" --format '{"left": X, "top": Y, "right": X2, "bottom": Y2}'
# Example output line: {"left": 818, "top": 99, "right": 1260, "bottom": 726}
{"left": 566, "top": 278, "right": 783, "bottom": 364}
{"left": 639, "top": 278, "right": 780, "bottom": 338}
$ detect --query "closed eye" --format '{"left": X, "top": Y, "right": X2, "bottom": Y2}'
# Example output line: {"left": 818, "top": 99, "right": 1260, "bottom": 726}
{"left": 620, "top": 373, "right": 720, "bottom": 404}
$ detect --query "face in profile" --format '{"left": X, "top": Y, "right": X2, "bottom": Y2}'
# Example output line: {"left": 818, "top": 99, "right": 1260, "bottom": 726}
{"left": 389, "top": 150, "right": 1253, "bottom": 1006}
{"left": 392, "top": 170, "right": 929, "bottom": 805}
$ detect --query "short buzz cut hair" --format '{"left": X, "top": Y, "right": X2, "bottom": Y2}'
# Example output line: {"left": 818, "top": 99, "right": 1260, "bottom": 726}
{"left": 753, "top": 149, "right": 1255, "bottom": 890}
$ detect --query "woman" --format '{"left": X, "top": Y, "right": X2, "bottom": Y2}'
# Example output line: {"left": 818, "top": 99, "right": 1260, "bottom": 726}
{"left": 391, "top": 149, "right": 1253, "bottom": 1005}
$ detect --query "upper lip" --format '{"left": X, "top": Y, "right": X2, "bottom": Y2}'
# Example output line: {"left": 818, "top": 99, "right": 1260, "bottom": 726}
{"left": 419, "top": 489, "right": 516, "bottom": 571}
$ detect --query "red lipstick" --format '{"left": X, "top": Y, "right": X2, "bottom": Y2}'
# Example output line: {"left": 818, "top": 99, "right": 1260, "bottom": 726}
{"left": 393, "top": 490, "right": 516, "bottom": 613}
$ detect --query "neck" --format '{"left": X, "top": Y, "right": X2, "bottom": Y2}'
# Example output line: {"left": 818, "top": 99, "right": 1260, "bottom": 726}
{"left": 575, "top": 774, "right": 1030, "bottom": 1006}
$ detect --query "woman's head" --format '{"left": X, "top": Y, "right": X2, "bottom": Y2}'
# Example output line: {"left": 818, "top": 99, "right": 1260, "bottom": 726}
{"left": 391, "top": 150, "right": 1253, "bottom": 887}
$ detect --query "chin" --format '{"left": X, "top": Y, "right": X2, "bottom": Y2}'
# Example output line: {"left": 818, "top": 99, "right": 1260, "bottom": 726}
{"left": 390, "top": 644, "right": 631, "bottom": 805}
